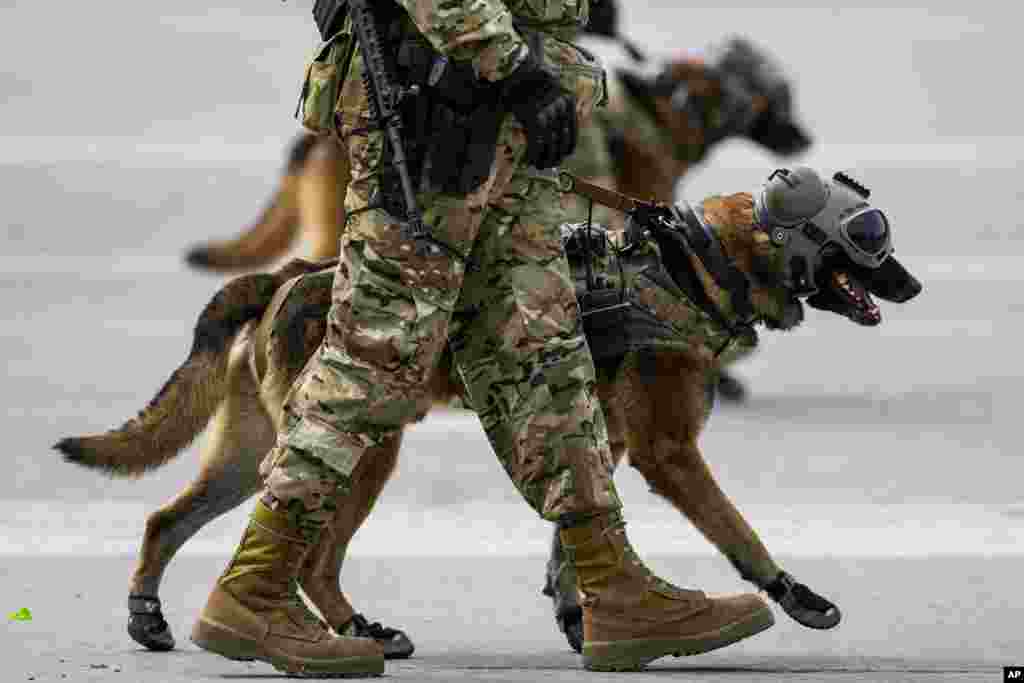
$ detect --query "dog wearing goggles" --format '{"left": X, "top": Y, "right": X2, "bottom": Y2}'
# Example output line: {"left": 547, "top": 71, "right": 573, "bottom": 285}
{"left": 57, "top": 166, "right": 920, "bottom": 656}
{"left": 756, "top": 167, "right": 919, "bottom": 325}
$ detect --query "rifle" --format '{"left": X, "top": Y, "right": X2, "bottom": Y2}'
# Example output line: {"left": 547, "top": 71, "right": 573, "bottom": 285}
{"left": 347, "top": 0, "right": 448, "bottom": 256}
{"left": 312, "top": 0, "right": 349, "bottom": 40}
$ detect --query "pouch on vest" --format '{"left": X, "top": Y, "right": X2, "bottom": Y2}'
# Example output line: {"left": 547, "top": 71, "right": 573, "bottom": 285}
{"left": 296, "top": 29, "right": 356, "bottom": 136}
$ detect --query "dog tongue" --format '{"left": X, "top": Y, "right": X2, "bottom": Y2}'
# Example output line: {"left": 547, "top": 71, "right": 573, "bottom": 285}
{"left": 831, "top": 270, "right": 881, "bottom": 325}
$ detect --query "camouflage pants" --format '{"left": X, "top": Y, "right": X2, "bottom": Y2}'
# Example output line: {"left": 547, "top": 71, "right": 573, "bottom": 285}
{"left": 261, "top": 113, "right": 622, "bottom": 530}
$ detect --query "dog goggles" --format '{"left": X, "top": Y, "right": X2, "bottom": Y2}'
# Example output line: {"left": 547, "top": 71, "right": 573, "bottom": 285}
{"left": 839, "top": 208, "right": 891, "bottom": 267}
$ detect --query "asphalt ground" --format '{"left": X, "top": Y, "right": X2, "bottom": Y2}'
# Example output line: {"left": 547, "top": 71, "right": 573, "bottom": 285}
{"left": 2, "top": 2, "right": 1022, "bottom": 681}
{"left": 3, "top": 554, "right": 1018, "bottom": 682}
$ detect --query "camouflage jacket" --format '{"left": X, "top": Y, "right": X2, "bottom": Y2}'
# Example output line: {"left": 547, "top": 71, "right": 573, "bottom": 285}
{"left": 395, "top": 0, "right": 589, "bottom": 81}
{"left": 562, "top": 200, "right": 759, "bottom": 367}
{"left": 335, "top": 0, "right": 605, "bottom": 130}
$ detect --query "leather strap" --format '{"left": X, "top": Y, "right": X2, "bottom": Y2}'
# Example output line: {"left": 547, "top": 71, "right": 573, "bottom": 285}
{"left": 558, "top": 172, "right": 649, "bottom": 215}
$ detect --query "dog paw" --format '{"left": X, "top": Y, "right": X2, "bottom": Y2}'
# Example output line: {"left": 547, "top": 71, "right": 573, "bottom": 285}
{"left": 764, "top": 572, "right": 841, "bottom": 630}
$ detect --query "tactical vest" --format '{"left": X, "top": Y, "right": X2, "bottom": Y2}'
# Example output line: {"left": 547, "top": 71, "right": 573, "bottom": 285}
{"left": 562, "top": 207, "right": 758, "bottom": 366}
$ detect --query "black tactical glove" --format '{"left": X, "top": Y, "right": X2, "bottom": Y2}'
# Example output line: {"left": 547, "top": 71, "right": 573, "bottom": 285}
{"left": 500, "top": 51, "right": 578, "bottom": 169}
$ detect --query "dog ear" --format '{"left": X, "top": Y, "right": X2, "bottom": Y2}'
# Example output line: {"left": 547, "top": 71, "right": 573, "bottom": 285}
{"left": 864, "top": 256, "right": 923, "bottom": 303}
{"left": 748, "top": 113, "right": 813, "bottom": 157}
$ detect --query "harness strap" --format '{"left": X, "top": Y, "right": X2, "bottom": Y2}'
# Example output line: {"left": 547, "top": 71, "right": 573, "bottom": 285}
{"left": 673, "top": 201, "right": 756, "bottom": 321}
{"left": 652, "top": 226, "right": 751, "bottom": 358}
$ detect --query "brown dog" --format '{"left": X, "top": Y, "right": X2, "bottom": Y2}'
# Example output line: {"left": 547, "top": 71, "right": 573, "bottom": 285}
{"left": 57, "top": 180, "right": 921, "bottom": 655}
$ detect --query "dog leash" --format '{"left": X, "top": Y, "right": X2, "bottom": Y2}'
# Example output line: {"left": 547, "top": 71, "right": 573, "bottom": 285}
{"left": 557, "top": 172, "right": 649, "bottom": 215}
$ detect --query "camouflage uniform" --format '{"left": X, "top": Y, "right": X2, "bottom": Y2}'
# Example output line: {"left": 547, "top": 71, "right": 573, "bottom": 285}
{"left": 262, "top": 0, "right": 622, "bottom": 532}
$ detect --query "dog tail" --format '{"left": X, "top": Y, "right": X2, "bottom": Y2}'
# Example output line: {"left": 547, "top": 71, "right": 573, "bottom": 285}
{"left": 184, "top": 133, "right": 320, "bottom": 273}
{"left": 54, "top": 271, "right": 285, "bottom": 477}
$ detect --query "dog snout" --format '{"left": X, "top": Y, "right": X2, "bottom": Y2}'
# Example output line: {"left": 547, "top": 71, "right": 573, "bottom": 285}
{"left": 864, "top": 256, "right": 923, "bottom": 303}
{"left": 748, "top": 114, "right": 813, "bottom": 157}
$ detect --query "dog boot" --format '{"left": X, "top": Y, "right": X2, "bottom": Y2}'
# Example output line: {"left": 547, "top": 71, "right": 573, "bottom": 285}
{"left": 127, "top": 594, "right": 175, "bottom": 651}
{"left": 764, "top": 571, "right": 841, "bottom": 629}
{"left": 337, "top": 614, "right": 415, "bottom": 660}
{"left": 541, "top": 526, "right": 583, "bottom": 653}
{"left": 561, "top": 511, "right": 774, "bottom": 671}
{"left": 191, "top": 500, "right": 384, "bottom": 677}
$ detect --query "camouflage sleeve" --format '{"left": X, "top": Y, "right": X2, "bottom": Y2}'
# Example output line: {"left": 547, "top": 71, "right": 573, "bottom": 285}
{"left": 395, "top": 0, "right": 527, "bottom": 82}
{"left": 564, "top": 114, "right": 612, "bottom": 179}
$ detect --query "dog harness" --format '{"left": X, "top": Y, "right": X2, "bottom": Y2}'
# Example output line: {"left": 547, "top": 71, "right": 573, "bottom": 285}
{"left": 558, "top": 173, "right": 759, "bottom": 364}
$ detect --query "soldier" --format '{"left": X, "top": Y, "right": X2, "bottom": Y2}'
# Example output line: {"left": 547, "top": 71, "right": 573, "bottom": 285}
{"left": 190, "top": 0, "right": 773, "bottom": 676}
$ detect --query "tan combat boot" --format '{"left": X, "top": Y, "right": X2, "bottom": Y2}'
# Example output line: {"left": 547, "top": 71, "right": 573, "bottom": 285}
{"left": 561, "top": 512, "right": 774, "bottom": 671}
{"left": 191, "top": 500, "right": 384, "bottom": 677}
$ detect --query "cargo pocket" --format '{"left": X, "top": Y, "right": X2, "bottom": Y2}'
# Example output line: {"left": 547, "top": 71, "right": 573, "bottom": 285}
{"left": 296, "top": 31, "right": 356, "bottom": 136}
{"left": 541, "top": 34, "right": 608, "bottom": 125}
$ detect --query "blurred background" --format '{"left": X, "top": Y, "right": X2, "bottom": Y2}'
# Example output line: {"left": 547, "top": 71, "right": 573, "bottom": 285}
{"left": 1, "top": 0, "right": 1021, "bottom": 672}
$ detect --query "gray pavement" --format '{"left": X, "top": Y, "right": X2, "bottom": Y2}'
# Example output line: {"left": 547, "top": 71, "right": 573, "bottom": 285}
{"left": 3, "top": 1, "right": 1023, "bottom": 681}
{"left": 2, "top": 555, "right": 1016, "bottom": 682}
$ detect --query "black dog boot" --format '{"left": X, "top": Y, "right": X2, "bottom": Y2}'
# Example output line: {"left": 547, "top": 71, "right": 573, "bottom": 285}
{"left": 338, "top": 614, "right": 415, "bottom": 660}
{"left": 542, "top": 526, "right": 583, "bottom": 653}
{"left": 127, "top": 595, "right": 175, "bottom": 651}
{"left": 764, "top": 572, "right": 841, "bottom": 629}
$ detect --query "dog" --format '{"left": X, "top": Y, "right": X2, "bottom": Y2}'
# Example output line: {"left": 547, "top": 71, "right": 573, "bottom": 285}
{"left": 57, "top": 173, "right": 921, "bottom": 656}
{"left": 183, "top": 37, "right": 811, "bottom": 272}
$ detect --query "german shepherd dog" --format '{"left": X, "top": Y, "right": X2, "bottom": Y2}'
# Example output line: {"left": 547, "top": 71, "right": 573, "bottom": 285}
{"left": 184, "top": 37, "right": 812, "bottom": 272}
{"left": 57, "top": 182, "right": 922, "bottom": 656}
